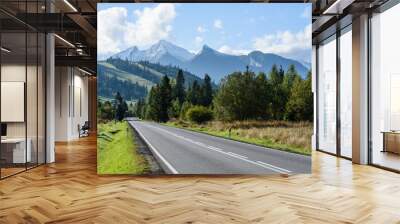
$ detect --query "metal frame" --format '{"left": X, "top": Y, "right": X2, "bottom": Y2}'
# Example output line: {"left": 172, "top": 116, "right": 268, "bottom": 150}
{"left": 367, "top": 10, "right": 373, "bottom": 165}
{"left": 315, "top": 0, "right": 400, "bottom": 171}
{"left": 315, "top": 22, "right": 353, "bottom": 162}
{"left": 0, "top": 0, "right": 47, "bottom": 180}
{"left": 336, "top": 25, "right": 341, "bottom": 157}
{"left": 367, "top": 0, "right": 400, "bottom": 172}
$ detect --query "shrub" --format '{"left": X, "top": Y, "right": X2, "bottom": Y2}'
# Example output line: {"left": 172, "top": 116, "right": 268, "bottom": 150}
{"left": 179, "top": 101, "right": 192, "bottom": 120}
{"left": 186, "top": 106, "right": 213, "bottom": 123}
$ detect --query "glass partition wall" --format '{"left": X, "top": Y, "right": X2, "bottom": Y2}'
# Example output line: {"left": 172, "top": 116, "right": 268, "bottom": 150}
{"left": 0, "top": 3, "right": 46, "bottom": 179}
{"left": 316, "top": 25, "right": 352, "bottom": 159}
{"left": 317, "top": 35, "right": 337, "bottom": 154}
{"left": 370, "top": 3, "right": 400, "bottom": 171}
{"left": 339, "top": 26, "right": 352, "bottom": 159}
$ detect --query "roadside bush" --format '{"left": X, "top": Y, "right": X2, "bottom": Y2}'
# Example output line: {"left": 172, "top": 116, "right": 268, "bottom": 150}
{"left": 186, "top": 106, "right": 213, "bottom": 124}
{"left": 179, "top": 101, "right": 192, "bottom": 120}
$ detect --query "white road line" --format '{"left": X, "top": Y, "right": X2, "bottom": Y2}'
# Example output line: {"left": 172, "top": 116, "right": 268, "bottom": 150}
{"left": 207, "top": 146, "right": 223, "bottom": 152}
{"left": 226, "top": 152, "right": 248, "bottom": 159}
{"left": 145, "top": 123, "right": 292, "bottom": 174}
{"left": 257, "top": 161, "right": 291, "bottom": 173}
{"left": 130, "top": 122, "right": 179, "bottom": 174}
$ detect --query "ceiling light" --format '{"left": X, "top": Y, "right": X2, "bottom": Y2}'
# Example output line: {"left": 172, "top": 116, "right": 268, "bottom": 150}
{"left": 63, "top": 0, "right": 78, "bottom": 12}
{"left": 78, "top": 67, "right": 92, "bottom": 76}
{"left": 54, "top": 34, "right": 75, "bottom": 48}
{"left": 1, "top": 47, "right": 11, "bottom": 53}
{"left": 323, "top": 0, "right": 355, "bottom": 15}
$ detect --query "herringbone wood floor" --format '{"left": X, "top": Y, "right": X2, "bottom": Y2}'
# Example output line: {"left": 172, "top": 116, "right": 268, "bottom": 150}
{"left": 1, "top": 135, "right": 400, "bottom": 224}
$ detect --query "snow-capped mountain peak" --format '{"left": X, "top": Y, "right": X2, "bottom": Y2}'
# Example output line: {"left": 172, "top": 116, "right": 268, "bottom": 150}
{"left": 109, "top": 40, "right": 309, "bottom": 82}
{"left": 112, "top": 40, "right": 194, "bottom": 63}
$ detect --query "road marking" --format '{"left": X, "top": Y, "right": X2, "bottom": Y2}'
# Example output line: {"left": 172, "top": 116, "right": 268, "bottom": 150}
{"left": 226, "top": 152, "right": 248, "bottom": 159}
{"left": 256, "top": 161, "right": 291, "bottom": 174}
{"left": 130, "top": 122, "right": 179, "bottom": 174}
{"left": 207, "top": 146, "right": 223, "bottom": 152}
{"left": 145, "top": 123, "right": 292, "bottom": 174}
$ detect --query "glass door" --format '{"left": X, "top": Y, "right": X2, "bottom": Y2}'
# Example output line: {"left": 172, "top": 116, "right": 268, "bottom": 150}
{"left": 370, "top": 3, "right": 400, "bottom": 171}
{"left": 339, "top": 26, "right": 352, "bottom": 158}
{"left": 1, "top": 30, "right": 28, "bottom": 178}
{"left": 317, "top": 35, "right": 337, "bottom": 154}
{"left": 0, "top": 1, "right": 47, "bottom": 179}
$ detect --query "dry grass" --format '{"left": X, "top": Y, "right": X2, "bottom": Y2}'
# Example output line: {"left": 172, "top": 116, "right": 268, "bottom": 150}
{"left": 169, "top": 120, "right": 312, "bottom": 155}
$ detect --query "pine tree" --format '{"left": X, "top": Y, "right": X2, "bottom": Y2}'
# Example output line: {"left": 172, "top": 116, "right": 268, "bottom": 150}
{"left": 114, "top": 92, "right": 128, "bottom": 121}
{"left": 158, "top": 75, "right": 172, "bottom": 122}
{"left": 173, "top": 69, "right": 185, "bottom": 105}
{"left": 200, "top": 74, "right": 213, "bottom": 107}
{"left": 135, "top": 98, "right": 145, "bottom": 118}
{"left": 255, "top": 72, "right": 270, "bottom": 119}
{"left": 187, "top": 80, "right": 201, "bottom": 105}
{"left": 145, "top": 86, "right": 162, "bottom": 121}
{"left": 285, "top": 71, "right": 313, "bottom": 121}
{"left": 282, "top": 64, "right": 300, "bottom": 119}
{"left": 268, "top": 64, "right": 286, "bottom": 120}
{"left": 282, "top": 65, "right": 298, "bottom": 94}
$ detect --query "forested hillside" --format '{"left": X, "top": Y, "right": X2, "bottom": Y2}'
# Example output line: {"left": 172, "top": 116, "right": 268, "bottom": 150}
{"left": 97, "top": 58, "right": 204, "bottom": 102}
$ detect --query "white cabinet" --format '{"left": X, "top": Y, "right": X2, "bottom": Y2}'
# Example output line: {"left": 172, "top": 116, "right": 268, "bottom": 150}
{"left": 1, "top": 138, "right": 32, "bottom": 163}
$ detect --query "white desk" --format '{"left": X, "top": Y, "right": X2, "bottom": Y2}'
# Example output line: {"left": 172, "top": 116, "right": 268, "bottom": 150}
{"left": 1, "top": 138, "right": 31, "bottom": 163}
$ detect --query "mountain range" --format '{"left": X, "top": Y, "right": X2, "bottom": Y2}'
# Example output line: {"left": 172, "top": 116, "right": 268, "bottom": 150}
{"left": 111, "top": 40, "right": 310, "bottom": 82}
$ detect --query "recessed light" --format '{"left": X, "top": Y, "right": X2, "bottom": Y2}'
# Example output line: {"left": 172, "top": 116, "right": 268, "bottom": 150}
{"left": 1, "top": 47, "right": 11, "bottom": 53}
{"left": 54, "top": 34, "right": 75, "bottom": 48}
{"left": 78, "top": 67, "right": 92, "bottom": 76}
{"left": 63, "top": 0, "right": 78, "bottom": 12}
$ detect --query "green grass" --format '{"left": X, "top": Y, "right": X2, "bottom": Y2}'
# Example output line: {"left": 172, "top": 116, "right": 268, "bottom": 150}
{"left": 97, "top": 121, "right": 149, "bottom": 174}
{"left": 166, "top": 120, "right": 311, "bottom": 156}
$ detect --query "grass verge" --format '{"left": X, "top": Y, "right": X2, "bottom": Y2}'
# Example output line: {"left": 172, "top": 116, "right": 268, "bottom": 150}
{"left": 97, "top": 121, "right": 149, "bottom": 174}
{"left": 166, "top": 120, "right": 312, "bottom": 156}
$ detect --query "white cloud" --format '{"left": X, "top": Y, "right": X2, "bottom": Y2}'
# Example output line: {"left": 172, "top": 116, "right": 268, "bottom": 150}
{"left": 195, "top": 36, "right": 204, "bottom": 44}
{"left": 214, "top": 19, "right": 223, "bottom": 29}
{"left": 252, "top": 24, "right": 311, "bottom": 61}
{"left": 97, "top": 7, "right": 129, "bottom": 56}
{"left": 98, "top": 4, "right": 176, "bottom": 57}
{"left": 197, "top": 26, "right": 207, "bottom": 33}
{"left": 218, "top": 45, "right": 250, "bottom": 56}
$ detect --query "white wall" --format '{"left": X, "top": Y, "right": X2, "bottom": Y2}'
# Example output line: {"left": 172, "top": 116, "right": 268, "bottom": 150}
{"left": 55, "top": 67, "right": 89, "bottom": 141}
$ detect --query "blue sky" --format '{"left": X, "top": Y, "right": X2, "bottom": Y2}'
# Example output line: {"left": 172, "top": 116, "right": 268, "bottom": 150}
{"left": 97, "top": 3, "right": 311, "bottom": 62}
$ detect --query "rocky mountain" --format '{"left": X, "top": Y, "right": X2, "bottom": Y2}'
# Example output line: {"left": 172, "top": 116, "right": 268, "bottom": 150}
{"left": 111, "top": 40, "right": 194, "bottom": 64}
{"left": 111, "top": 40, "right": 310, "bottom": 82}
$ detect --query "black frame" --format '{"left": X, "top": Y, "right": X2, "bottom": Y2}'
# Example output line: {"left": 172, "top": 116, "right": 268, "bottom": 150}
{"left": 315, "top": 0, "right": 400, "bottom": 172}
{"left": 367, "top": 0, "right": 400, "bottom": 172}
{"left": 0, "top": 0, "right": 47, "bottom": 180}
{"left": 315, "top": 22, "right": 353, "bottom": 161}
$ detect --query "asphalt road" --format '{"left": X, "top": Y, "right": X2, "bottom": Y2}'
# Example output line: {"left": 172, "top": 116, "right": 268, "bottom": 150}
{"left": 129, "top": 121, "right": 311, "bottom": 175}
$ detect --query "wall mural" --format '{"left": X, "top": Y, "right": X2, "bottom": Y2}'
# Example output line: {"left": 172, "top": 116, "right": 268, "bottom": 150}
{"left": 97, "top": 3, "right": 312, "bottom": 175}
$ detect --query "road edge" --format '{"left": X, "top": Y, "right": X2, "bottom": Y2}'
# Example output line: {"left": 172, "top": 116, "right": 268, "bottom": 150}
{"left": 162, "top": 123, "right": 311, "bottom": 157}
{"left": 128, "top": 121, "right": 179, "bottom": 174}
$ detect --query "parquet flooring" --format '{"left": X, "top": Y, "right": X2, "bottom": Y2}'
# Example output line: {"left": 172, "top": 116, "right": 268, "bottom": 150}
{"left": 1, "top": 135, "right": 400, "bottom": 223}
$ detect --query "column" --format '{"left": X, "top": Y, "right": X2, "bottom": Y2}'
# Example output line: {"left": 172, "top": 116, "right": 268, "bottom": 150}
{"left": 352, "top": 14, "right": 369, "bottom": 164}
